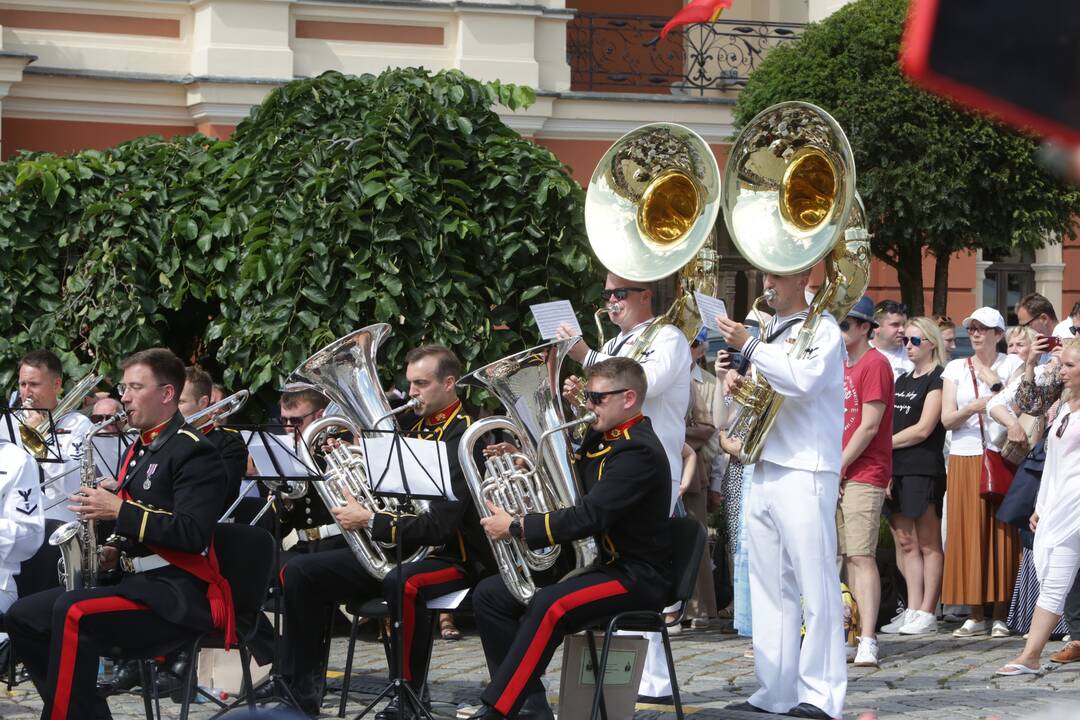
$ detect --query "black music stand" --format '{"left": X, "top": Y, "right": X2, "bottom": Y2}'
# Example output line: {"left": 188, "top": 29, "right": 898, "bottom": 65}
{"left": 353, "top": 429, "right": 451, "bottom": 720}
{"left": 5, "top": 407, "right": 63, "bottom": 463}
{"left": 213, "top": 425, "right": 322, "bottom": 716}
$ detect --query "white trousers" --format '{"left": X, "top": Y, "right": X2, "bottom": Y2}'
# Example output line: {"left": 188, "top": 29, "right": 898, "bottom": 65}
{"left": 747, "top": 461, "right": 846, "bottom": 717}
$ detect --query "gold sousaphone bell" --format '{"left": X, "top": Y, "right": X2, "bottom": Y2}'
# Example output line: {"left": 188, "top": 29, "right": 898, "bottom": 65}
{"left": 585, "top": 123, "right": 721, "bottom": 283}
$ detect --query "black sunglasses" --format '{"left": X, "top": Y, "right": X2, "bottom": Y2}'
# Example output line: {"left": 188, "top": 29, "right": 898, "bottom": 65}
{"left": 90, "top": 414, "right": 117, "bottom": 423}
{"left": 876, "top": 301, "right": 909, "bottom": 316}
{"left": 583, "top": 388, "right": 629, "bottom": 405}
{"left": 1071, "top": 326, "right": 1079, "bottom": 336}
{"left": 839, "top": 318, "right": 869, "bottom": 331}
{"left": 599, "top": 287, "right": 647, "bottom": 302}
{"left": 281, "top": 409, "right": 318, "bottom": 426}
{"left": 1058, "top": 413, "right": 1070, "bottom": 439}
{"left": 901, "top": 336, "right": 927, "bottom": 347}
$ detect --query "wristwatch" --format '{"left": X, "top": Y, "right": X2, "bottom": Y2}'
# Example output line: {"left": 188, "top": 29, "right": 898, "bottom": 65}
{"left": 990, "top": 381, "right": 1004, "bottom": 393}
{"left": 509, "top": 516, "right": 523, "bottom": 540}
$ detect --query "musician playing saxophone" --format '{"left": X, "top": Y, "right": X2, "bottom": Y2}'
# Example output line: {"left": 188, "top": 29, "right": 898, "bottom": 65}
{"left": 465, "top": 358, "right": 671, "bottom": 720}
{"left": 5, "top": 348, "right": 231, "bottom": 720}
{"left": 277, "top": 344, "right": 496, "bottom": 719}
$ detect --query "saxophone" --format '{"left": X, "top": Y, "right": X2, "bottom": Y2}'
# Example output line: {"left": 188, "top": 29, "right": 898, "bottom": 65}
{"left": 48, "top": 409, "right": 127, "bottom": 591}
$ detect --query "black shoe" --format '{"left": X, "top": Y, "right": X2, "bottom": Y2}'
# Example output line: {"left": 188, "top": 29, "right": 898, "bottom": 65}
{"left": 726, "top": 701, "right": 769, "bottom": 713}
{"left": 374, "top": 695, "right": 431, "bottom": 720}
{"left": 637, "top": 693, "right": 674, "bottom": 705}
{"left": 519, "top": 691, "right": 555, "bottom": 720}
{"left": 786, "top": 703, "right": 833, "bottom": 719}
{"left": 97, "top": 661, "right": 141, "bottom": 697}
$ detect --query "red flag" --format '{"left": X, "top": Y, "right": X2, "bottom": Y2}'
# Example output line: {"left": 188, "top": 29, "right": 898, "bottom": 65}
{"left": 659, "top": 0, "right": 733, "bottom": 40}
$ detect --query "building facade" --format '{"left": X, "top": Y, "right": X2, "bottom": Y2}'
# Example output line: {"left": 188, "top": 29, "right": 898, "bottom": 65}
{"left": 1, "top": 0, "right": 1075, "bottom": 323}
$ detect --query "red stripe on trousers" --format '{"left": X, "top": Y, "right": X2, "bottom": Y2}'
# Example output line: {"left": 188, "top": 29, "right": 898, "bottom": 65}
{"left": 402, "top": 567, "right": 464, "bottom": 681}
{"left": 494, "top": 579, "right": 628, "bottom": 716}
{"left": 52, "top": 596, "right": 147, "bottom": 720}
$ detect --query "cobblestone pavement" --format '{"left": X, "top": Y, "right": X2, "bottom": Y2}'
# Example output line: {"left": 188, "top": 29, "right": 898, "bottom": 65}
{"left": 2, "top": 621, "right": 1078, "bottom": 719}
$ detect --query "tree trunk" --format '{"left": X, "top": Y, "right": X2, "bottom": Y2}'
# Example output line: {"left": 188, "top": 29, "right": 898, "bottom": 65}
{"left": 894, "top": 244, "right": 924, "bottom": 316}
{"left": 932, "top": 252, "right": 951, "bottom": 317}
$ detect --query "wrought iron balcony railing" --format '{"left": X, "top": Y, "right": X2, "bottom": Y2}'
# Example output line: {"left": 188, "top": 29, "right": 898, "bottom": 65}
{"left": 567, "top": 12, "right": 804, "bottom": 96}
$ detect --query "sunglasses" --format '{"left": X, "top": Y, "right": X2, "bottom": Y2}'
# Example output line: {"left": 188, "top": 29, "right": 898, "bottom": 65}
{"left": 1071, "top": 326, "right": 1079, "bottom": 336}
{"left": 90, "top": 414, "right": 118, "bottom": 423}
{"left": 875, "top": 301, "right": 909, "bottom": 316}
{"left": 583, "top": 388, "right": 629, "bottom": 405}
{"left": 1058, "top": 413, "right": 1070, "bottom": 439}
{"left": 901, "top": 336, "right": 928, "bottom": 347}
{"left": 839, "top": 318, "right": 868, "bottom": 331}
{"left": 599, "top": 287, "right": 647, "bottom": 302}
{"left": 281, "top": 409, "right": 318, "bottom": 426}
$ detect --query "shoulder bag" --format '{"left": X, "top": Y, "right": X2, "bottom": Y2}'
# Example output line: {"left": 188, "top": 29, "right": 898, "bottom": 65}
{"left": 968, "top": 358, "right": 1016, "bottom": 504}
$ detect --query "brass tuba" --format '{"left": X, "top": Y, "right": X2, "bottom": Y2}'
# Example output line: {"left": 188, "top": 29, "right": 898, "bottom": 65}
{"left": 720, "top": 101, "right": 871, "bottom": 464}
{"left": 458, "top": 337, "right": 598, "bottom": 604}
{"left": 585, "top": 123, "right": 722, "bottom": 352}
{"left": 288, "top": 324, "right": 429, "bottom": 578}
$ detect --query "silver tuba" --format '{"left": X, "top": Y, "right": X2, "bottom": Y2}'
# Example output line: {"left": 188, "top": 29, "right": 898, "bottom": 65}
{"left": 289, "top": 324, "right": 430, "bottom": 578}
{"left": 49, "top": 409, "right": 127, "bottom": 591}
{"left": 458, "top": 337, "right": 598, "bottom": 604}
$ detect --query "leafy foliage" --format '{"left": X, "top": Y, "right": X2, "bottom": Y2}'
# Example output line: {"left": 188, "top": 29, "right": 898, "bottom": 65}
{"left": 0, "top": 68, "right": 598, "bottom": 395}
{"left": 733, "top": 0, "right": 1080, "bottom": 315}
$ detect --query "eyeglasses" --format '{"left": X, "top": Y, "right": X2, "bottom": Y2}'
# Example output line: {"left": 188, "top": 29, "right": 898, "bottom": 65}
{"left": 599, "top": 287, "right": 647, "bottom": 302}
{"left": 583, "top": 388, "right": 629, "bottom": 405}
{"left": 90, "top": 414, "right": 117, "bottom": 423}
{"left": 281, "top": 409, "right": 318, "bottom": 426}
{"left": 875, "top": 301, "right": 909, "bottom": 316}
{"left": 1019, "top": 316, "right": 1039, "bottom": 328}
{"left": 116, "top": 382, "right": 168, "bottom": 395}
{"left": 967, "top": 324, "right": 991, "bottom": 334}
{"left": 901, "top": 336, "right": 928, "bottom": 347}
{"left": 1058, "top": 413, "right": 1070, "bottom": 439}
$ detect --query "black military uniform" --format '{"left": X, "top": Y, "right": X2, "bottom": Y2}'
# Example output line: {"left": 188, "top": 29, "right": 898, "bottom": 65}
{"left": 205, "top": 425, "right": 247, "bottom": 516}
{"left": 471, "top": 414, "right": 672, "bottom": 719}
{"left": 278, "top": 399, "right": 496, "bottom": 713}
{"left": 5, "top": 412, "right": 229, "bottom": 720}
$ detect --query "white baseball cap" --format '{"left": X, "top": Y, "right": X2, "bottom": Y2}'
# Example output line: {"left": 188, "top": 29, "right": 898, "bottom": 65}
{"left": 962, "top": 307, "right": 1006, "bottom": 332}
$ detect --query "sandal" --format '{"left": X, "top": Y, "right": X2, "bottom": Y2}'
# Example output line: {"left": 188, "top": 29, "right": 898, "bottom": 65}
{"left": 439, "top": 614, "right": 462, "bottom": 641}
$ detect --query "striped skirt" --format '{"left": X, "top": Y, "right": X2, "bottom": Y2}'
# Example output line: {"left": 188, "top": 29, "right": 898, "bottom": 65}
{"left": 1006, "top": 548, "right": 1070, "bottom": 635}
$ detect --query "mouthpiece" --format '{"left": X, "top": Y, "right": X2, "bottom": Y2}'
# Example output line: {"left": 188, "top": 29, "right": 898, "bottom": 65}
{"left": 763, "top": 288, "right": 778, "bottom": 303}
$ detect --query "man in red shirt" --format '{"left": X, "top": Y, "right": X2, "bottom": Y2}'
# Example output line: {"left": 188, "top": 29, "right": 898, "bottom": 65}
{"left": 839, "top": 296, "right": 895, "bottom": 668}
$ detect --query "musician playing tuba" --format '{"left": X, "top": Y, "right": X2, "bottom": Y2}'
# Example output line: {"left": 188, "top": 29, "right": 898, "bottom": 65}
{"left": 467, "top": 358, "right": 672, "bottom": 720}
{"left": 276, "top": 344, "right": 498, "bottom": 718}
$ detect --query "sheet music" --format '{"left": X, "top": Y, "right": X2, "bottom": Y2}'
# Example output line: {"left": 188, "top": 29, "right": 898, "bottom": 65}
{"left": 363, "top": 435, "right": 454, "bottom": 500}
{"left": 694, "top": 291, "right": 728, "bottom": 331}
{"left": 530, "top": 300, "right": 582, "bottom": 340}
{"left": 91, "top": 433, "right": 133, "bottom": 481}
{"left": 244, "top": 431, "right": 319, "bottom": 478}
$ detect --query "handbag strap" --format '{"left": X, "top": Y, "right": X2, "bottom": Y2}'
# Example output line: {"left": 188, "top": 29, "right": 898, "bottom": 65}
{"left": 967, "top": 358, "right": 987, "bottom": 450}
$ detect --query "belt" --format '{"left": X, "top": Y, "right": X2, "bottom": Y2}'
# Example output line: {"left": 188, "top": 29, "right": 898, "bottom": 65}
{"left": 297, "top": 524, "right": 342, "bottom": 543}
{"left": 121, "top": 554, "right": 170, "bottom": 574}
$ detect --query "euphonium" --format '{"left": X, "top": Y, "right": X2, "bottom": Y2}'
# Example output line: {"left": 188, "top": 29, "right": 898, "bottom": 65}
{"left": 288, "top": 324, "right": 430, "bottom": 577}
{"left": 458, "top": 337, "right": 598, "bottom": 604}
{"left": 19, "top": 372, "right": 103, "bottom": 459}
{"left": 48, "top": 409, "right": 126, "bottom": 591}
{"left": 720, "top": 102, "right": 871, "bottom": 464}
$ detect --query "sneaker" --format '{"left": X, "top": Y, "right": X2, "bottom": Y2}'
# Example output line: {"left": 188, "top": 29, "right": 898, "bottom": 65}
{"left": 899, "top": 610, "right": 938, "bottom": 635}
{"left": 952, "top": 619, "right": 988, "bottom": 637}
{"left": 853, "top": 636, "right": 879, "bottom": 667}
{"left": 879, "top": 608, "right": 912, "bottom": 634}
{"left": 991, "top": 620, "right": 1011, "bottom": 638}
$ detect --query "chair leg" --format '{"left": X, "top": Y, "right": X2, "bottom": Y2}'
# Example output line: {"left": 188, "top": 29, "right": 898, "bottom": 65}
{"left": 179, "top": 639, "right": 201, "bottom": 720}
{"left": 659, "top": 627, "right": 683, "bottom": 720}
{"left": 239, "top": 644, "right": 256, "bottom": 711}
{"left": 338, "top": 612, "right": 361, "bottom": 718}
{"left": 591, "top": 630, "right": 609, "bottom": 720}
{"left": 138, "top": 659, "right": 157, "bottom": 720}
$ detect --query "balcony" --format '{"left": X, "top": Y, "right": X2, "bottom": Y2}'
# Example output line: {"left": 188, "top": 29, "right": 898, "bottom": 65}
{"left": 567, "top": 12, "right": 804, "bottom": 96}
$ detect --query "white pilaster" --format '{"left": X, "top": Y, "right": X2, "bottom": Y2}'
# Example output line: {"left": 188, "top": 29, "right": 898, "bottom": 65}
{"left": 1033, "top": 236, "right": 1066, "bottom": 314}
{"left": 190, "top": 0, "right": 293, "bottom": 80}
{"left": 974, "top": 248, "right": 993, "bottom": 308}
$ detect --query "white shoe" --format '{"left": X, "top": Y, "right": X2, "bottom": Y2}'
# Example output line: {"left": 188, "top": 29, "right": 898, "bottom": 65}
{"left": 952, "top": 619, "right": 988, "bottom": 637}
{"left": 853, "top": 636, "right": 879, "bottom": 667}
{"left": 880, "top": 608, "right": 914, "bottom": 634}
{"left": 899, "top": 610, "right": 938, "bottom": 635}
{"left": 992, "top": 620, "right": 1011, "bottom": 638}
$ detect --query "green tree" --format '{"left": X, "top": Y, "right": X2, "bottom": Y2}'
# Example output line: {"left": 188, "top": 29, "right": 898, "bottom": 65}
{"left": 0, "top": 68, "right": 598, "bottom": 398}
{"left": 733, "top": 0, "right": 1080, "bottom": 315}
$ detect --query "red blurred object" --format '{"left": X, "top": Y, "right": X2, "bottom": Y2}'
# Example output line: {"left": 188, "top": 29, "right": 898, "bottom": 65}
{"left": 901, "top": 0, "right": 1080, "bottom": 145}
{"left": 659, "top": 0, "right": 733, "bottom": 40}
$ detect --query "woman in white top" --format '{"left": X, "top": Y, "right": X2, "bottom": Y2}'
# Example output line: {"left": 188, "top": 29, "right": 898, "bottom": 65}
{"left": 997, "top": 338, "right": 1080, "bottom": 675}
{"left": 940, "top": 307, "right": 1024, "bottom": 638}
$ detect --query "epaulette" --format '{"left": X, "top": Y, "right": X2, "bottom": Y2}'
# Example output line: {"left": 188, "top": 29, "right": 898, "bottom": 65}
{"left": 178, "top": 429, "right": 201, "bottom": 442}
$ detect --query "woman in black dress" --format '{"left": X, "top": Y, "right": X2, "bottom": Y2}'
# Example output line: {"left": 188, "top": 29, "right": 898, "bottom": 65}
{"left": 883, "top": 316, "right": 948, "bottom": 635}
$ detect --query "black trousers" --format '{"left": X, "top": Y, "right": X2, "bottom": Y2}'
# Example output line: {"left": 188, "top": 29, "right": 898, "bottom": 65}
{"left": 280, "top": 546, "right": 380, "bottom": 691}
{"left": 5, "top": 586, "right": 195, "bottom": 720}
{"left": 472, "top": 569, "right": 657, "bottom": 719}
{"left": 15, "top": 519, "right": 64, "bottom": 598}
{"left": 383, "top": 558, "right": 471, "bottom": 690}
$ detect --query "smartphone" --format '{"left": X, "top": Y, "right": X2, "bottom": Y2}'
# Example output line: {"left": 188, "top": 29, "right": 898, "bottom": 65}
{"left": 1043, "top": 335, "right": 1062, "bottom": 351}
{"left": 902, "top": 0, "right": 1080, "bottom": 144}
